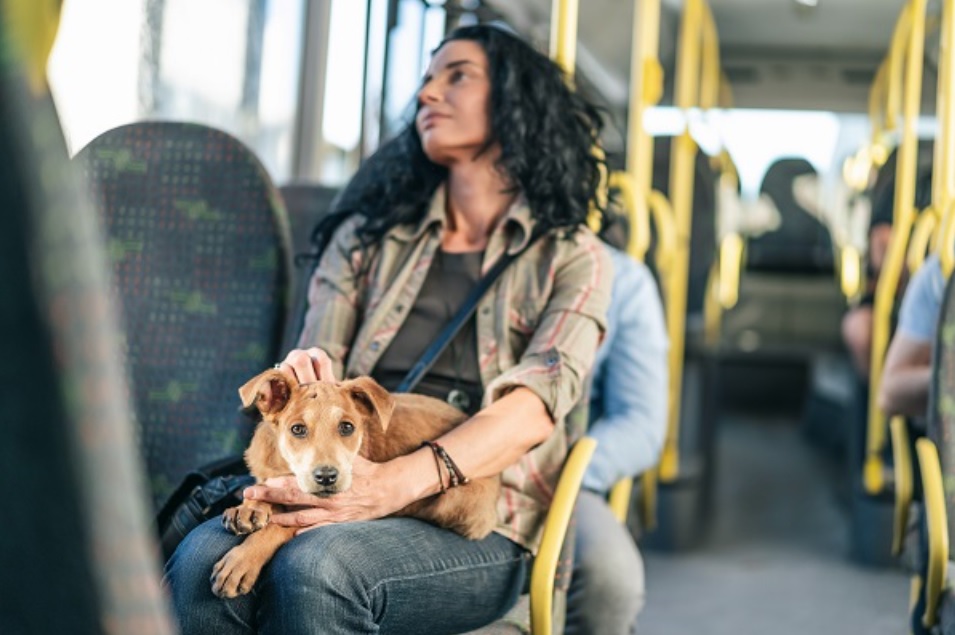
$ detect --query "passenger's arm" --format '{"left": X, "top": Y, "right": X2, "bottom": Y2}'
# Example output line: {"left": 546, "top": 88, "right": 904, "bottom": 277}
{"left": 584, "top": 261, "right": 668, "bottom": 492}
{"left": 876, "top": 254, "right": 943, "bottom": 418}
{"left": 878, "top": 332, "right": 932, "bottom": 418}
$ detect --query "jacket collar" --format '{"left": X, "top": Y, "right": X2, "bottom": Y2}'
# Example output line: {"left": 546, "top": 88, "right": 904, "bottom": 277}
{"left": 391, "top": 183, "right": 538, "bottom": 254}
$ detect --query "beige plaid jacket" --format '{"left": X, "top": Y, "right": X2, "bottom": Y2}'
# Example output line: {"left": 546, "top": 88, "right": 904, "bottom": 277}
{"left": 298, "top": 185, "right": 612, "bottom": 552}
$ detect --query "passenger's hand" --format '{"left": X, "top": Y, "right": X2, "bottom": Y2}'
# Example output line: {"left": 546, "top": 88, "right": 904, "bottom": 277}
{"left": 242, "top": 457, "right": 408, "bottom": 534}
{"left": 276, "top": 347, "right": 336, "bottom": 384}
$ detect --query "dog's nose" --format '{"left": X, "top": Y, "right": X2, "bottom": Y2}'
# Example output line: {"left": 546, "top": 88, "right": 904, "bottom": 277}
{"left": 313, "top": 466, "right": 338, "bottom": 487}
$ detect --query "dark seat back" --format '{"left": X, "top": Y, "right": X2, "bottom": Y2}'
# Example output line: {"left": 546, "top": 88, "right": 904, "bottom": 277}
{"left": 647, "top": 136, "right": 717, "bottom": 316}
{"left": 75, "top": 122, "right": 292, "bottom": 511}
{"left": 0, "top": 21, "right": 173, "bottom": 635}
{"left": 746, "top": 158, "right": 834, "bottom": 275}
{"left": 928, "top": 269, "right": 955, "bottom": 541}
{"left": 278, "top": 182, "right": 340, "bottom": 351}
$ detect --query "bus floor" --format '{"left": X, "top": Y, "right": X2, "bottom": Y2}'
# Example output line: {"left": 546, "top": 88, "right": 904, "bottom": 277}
{"left": 636, "top": 413, "right": 910, "bottom": 634}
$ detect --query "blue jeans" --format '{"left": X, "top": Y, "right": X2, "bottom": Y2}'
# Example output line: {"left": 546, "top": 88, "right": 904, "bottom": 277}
{"left": 564, "top": 489, "right": 645, "bottom": 634}
{"left": 164, "top": 517, "right": 532, "bottom": 634}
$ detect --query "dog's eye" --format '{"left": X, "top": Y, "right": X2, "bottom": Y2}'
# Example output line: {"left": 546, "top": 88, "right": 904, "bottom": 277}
{"left": 290, "top": 423, "right": 307, "bottom": 438}
{"left": 338, "top": 421, "right": 355, "bottom": 437}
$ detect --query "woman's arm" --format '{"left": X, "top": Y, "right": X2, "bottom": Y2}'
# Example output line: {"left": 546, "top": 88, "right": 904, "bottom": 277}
{"left": 250, "top": 231, "right": 612, "bottom": 531}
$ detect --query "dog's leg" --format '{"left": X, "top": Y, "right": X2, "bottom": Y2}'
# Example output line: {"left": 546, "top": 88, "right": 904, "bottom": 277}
{"left": 211, "top": 524, "right": 298, "bottom": 598}
{"left": 222, "top": 499, "right": 273, "bottom": 535}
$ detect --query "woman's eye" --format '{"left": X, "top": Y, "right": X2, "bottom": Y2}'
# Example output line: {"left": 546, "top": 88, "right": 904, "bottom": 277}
{"left": 290, "top": 423, "right": 307, "bottom": 438}
{"left": 449, "top": 70, "right": 464, "bottom": 83}
{"left": 339, "top": 421, "right": 355, "bottom": 437}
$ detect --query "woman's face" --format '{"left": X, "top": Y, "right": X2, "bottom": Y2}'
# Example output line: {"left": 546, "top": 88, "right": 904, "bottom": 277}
{"left": 416, "top": 40, "right": 494, "bottom": 166}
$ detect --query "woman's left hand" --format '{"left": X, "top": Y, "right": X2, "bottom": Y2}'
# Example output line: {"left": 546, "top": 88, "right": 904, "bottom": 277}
{"left": 242, "top": 457, "right": 409, "bottom": 534}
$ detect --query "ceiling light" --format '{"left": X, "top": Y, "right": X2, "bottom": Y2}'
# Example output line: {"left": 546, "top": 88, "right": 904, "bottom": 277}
{"left": 794, "top": 0, "right": 819, "bottom": 6}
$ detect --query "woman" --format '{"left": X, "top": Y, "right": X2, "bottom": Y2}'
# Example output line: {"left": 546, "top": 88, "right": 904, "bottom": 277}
{"left": 165, "top": 24, "right": 612, "bottom": 634}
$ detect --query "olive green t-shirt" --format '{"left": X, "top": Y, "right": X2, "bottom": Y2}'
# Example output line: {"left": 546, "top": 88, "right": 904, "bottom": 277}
{"left": 371, "top": 248, "right": 484, "bottom": 415}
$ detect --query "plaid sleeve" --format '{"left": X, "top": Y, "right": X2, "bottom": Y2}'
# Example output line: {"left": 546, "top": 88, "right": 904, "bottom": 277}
{"left": 486, "top": 231, "right": 612, "bottom": 423}
{"left": 296, "top": 215, "right": 366, "bottom": 378}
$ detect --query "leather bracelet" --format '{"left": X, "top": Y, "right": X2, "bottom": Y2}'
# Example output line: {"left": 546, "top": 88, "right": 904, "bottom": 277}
{"left": 421, "top": 442, "right": 447, "bottom": 495}
{"left": 422, "top": 441, "right": 469, "bottom": 488}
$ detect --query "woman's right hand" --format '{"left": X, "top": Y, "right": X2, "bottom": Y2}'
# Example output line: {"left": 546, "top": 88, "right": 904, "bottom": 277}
{"left": 276, "top": 347, "right": 337, "bottom": 384}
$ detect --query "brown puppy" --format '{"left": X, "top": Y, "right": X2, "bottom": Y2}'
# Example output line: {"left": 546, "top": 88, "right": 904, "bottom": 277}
{"left": 210, "top": 369, "right": 500, "bottom": 598}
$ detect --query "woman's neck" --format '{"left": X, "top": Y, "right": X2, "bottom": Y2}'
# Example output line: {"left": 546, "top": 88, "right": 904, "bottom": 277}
{"left": 442, "top": 159, "right": 515, "bottom": 253}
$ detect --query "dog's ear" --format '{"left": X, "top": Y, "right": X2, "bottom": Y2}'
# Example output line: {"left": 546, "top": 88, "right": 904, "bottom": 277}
{"left": 343, "top": 376, "right": 396, "bottom": 432}
{"left": 238, "top": 369, "right": 298, "bottom": 417}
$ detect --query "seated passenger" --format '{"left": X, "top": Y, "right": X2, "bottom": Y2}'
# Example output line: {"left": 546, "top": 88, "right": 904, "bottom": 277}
{"left": 842, "top": 154, "right": 932, "bottom": 381}
{"left": 163, "top": 24, "right": 613, "bottom": 634}
{"left": 878, "top": 251, "right": 945, "bottom": 420}
{"left": 566, "top": 216, "right": 669, "bottom": 634}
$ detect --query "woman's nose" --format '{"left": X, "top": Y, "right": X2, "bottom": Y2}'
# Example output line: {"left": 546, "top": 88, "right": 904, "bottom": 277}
{"left": 418, "top": 80, "right": 441, "bottom": 105}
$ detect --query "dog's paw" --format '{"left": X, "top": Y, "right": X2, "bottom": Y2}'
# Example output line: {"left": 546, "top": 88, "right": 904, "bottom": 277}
{"left": 211, "top": 546, "right": 263, "bottom": 598}
{"left": 222, "top": 502, "right": 270, "bottom": 535}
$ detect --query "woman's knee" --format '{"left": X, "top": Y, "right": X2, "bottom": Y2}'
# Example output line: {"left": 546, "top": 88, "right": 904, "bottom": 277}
{"left": 264, "top": 526, "right": 375, "bottom": 601}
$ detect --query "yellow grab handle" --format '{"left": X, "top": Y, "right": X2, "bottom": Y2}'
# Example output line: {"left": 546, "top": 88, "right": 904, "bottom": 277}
{"left": 530, "top": 437, "right": 596, "bottom": 635}
{"left": 889, "top": 417, "right": 914, "bottom": 556}
{"left": 915, "top": 439, "right": 948, "bottom": 628}
{"left": 907, "top": 207, "right": 938, "bottom": 274}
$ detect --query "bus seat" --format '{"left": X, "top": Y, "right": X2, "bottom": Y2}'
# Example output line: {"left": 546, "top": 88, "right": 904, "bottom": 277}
{"left": 0, "top": 24, "right": 174, "bottom": 635}
{"left": 277, "top": 182, "right": 340, "bottom": 352}
{"left": 75, "top": 122, "right": 293, "bottom": 512}
{"left": 461, "top": 437, "right": 596, "bottom": 635}
{"left": 746, "top": 158, "right": 834, "bottom": 275}
{"left": 914, "top": 270, "right": 955, "bottom": 632}
{"left": 647, "top": 136, "right": 718, "bottom": 321}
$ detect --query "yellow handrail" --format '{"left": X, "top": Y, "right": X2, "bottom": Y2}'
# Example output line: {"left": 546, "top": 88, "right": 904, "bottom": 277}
{"left": 915, "top": 438, "right": 948, "bottom": 628}
{"left": 660, "top": 0, "right": 721, "bottom": 482}
{"left": 608, "top": 478, "right": 633, "bottom": 524}
{"left": 907, "top": 206, "right": 939, "bottom": 274}
{"left": 889, "top": 417, "right": 914, "bottom": 556}
{"left": 933, "top": 0, "right": 955, "bottom": 277}
{"left": 942, "top": 200, "right": 955, "bottom": 277}
{"left": 718, "top": 233, "right": 744, "bottom": 310}
{"left": 624, "top": 0, "right": 663, "bottom": 263}
{"left": 840, "top": 245, "right": 863, "bottom": 299}
{"left": 548, "top": 0, "right": 578, "bottom": 77}
{"left": 865, "top": 0, "right": 926, "bottom": 495}
{"left": 530, "top": 437, "right": 597, "bottom": 635}
{"left": 2, "top": 0, "right": 62, "bottom": 94}
{"left": 648, "top": 188, "right": 677, "bottom": 278}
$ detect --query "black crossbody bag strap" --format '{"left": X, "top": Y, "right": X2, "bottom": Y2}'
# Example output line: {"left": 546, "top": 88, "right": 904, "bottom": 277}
{"left": 395, "top": 226, "right": 549, "bottom": 394}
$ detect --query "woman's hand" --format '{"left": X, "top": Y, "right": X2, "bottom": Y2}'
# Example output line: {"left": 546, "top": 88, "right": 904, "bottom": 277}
{"left": 276, "top": 347, "right": 337, "bottom": 384}
{"left": 242, "top": 456, "right": 412, "bottom": 534}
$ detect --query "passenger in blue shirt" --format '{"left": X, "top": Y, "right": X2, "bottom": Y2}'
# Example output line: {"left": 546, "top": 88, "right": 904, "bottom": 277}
{"left": 565, "top": 242, "right": 669, "bottom": 634}
{"left": 879, "top": 253, "right": 946, "bottom": 420}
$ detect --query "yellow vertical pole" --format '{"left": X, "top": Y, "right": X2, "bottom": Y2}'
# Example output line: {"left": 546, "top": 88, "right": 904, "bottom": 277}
{"left": 866, "top": 0, "right": 926, "bottom": 495}
{"left": 625, "top": 0, "right": 663, "bottom": 262}
{"left": 549, "top": 0, "right": 579, "bottom": 77}
{"left": 659, "top": 0, "right": 703, "bottom": 482}
{"left": 932, "top": 0, "right": 955, "bottom": 256}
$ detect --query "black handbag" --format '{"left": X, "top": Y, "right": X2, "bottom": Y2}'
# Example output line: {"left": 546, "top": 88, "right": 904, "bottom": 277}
{"left": 155, "top": 226, "right": 547, "bottom": 560}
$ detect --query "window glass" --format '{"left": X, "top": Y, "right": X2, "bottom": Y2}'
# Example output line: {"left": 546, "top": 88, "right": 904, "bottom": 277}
{"left": 48, "top": 0, "right": 306, "bottom": 183}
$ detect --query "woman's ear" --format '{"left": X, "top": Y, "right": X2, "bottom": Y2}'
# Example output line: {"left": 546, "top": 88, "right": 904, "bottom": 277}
{"left": 343, "top": 376, "right": 396, "bottom": 433}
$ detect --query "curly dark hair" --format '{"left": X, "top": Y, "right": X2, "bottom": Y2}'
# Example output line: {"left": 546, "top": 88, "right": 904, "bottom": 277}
{"left": 308, "top": 23, "right": 607, "bottom": 256}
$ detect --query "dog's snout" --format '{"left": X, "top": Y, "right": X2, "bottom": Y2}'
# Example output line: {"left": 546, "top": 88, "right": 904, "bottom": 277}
{"left": 313, "top": 466, "right": 339, "bottom": 487}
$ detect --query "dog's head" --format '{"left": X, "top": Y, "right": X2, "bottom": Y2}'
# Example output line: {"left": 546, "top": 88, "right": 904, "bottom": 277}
{"left": 239, "top": 370, "right": 396, "bottom": 497}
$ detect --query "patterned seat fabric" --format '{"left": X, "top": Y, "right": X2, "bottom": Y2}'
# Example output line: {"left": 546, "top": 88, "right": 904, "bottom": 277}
{"left": 0, "top": 25, "right": 174, "bottom": 635}
{"left": 75, "top": 122, "right": 292, "bottom": 511}
{"left": 928, "top": 271, "right": 955, "bottom": 634}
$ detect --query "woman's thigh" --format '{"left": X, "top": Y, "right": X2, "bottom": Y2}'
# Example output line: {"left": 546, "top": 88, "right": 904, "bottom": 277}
{"left": 165, "top": 516, "right": 532, "bottom": 635}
